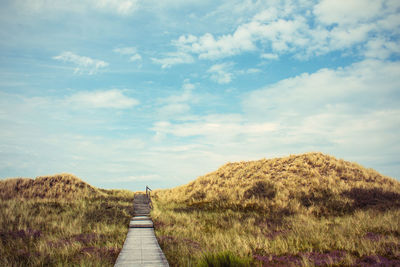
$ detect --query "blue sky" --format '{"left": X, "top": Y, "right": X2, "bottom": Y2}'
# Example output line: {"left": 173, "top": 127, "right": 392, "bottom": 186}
{"left": 1, "top": 0, "right": 399, "bottom": 191}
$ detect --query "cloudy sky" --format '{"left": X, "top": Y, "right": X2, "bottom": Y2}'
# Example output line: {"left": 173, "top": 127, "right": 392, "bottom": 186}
{"left": 1, "top": 0, "right": 399, "bottom": 190}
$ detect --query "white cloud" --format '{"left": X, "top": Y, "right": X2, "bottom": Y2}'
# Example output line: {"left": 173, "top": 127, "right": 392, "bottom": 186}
{"left": 53, "top": 52, "right": 108, "bottom": 75}
{"left": 313, "top": 0, "right": 383, "bottom": 25}
{"left": 15, "top": 0, "right": 139, "bottom": 16}
{"left": 175, "top": 27, "right": 257, "bottom": 60}
{"left": 151, "top": 52, "right": 194, "bottom": 68}
{"left": 159, "top": 90, "right": 192, "bottom": 105}
{"left": 157, "top": 103, "right": 191, "bottom": 116}
{"left": 327, "top": 24, "right": 374, "bottom": 50}
{"left": 295, "top": 109, "right": 400, "bottom": 147}
{"left": 364, "top": 38, "right": 400, "bottom": 59}
{"left": 237, "top": 68, "right": 261, "bottom": 75}
{"left": 129, "top": 54, "right": 142, "bottom": 62}
{"left": 155, "top": 79, "right": 197, "bottom": 117}
{"left": 241, "top": 59, "right": 400, "bottom": 162}
{"left": 253, "top": 8, "right": 278, "bottom": 22}
{"left": 244, "top": 59, "right": 400, "bottom": 117}
{"left": 113, "top": 47, "right": 137, "bottom": 54}
{"left": 168, "top": 1, "right": 400, "bottom": 61}
{"left": 182, "top": 79, "right": 195, "bottom": 91}
{"left": 261, "top": 53, "right": 279, "bottom": 60}
{"left": 246, "top": 68, "right": 261, "bottom": 74}
{"left": 95, "top": 0, "right": 139, "bottom": 15}
{"left": 208, "top": 63, "right": 234, "bottom": 84}
{"left": 173, "top": 11, "right": 310, "bottom": 59}
{"left": 245, "top": 68, "right": 261, "bottom": 74}
{"left": 152, "top": 115, "right": 277, "bottom": 139}
{"left": 159, "top": 80, "right": 196, "bottom": 104}
{"left": 113, "top": 46, "right": 142, "bottom": 62}
{"left": 377, "top": 13, "right": 400, "bottom": 33}
{"left": 67, "top": 90, "right": 139, "bottom": 109}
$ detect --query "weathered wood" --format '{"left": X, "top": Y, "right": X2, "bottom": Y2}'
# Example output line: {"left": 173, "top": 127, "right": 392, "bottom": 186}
{"left": 131, "top": 216, "right": 150, "bottom": 221}
{"left": 114, "top": 193, "right": 169, "bottom": 267}
{"left": 129, "top": 219, "right": 154, "bottom": 228}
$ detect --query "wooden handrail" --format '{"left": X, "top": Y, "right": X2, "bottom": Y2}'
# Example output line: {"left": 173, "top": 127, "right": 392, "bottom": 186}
{"left": 146, "top": 186, "right": 153, "bottom": 208}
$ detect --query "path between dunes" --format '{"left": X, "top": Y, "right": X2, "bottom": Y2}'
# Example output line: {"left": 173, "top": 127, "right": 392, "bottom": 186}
{"left": 114, "top": 193, "right": 169, "bottom": 267}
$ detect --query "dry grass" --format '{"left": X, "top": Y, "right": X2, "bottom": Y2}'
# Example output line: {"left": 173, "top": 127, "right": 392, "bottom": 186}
{"left": 152, "top": 152, "right": 400, "bottom": 266}
{"left": 2, "top": 153, "right": 400, "bottom": 266}
{"left": 0, "top": 173, "right": 102, "bottom": 200}
{"left": 0, "top": 174, "right": 135, "bottom": 267}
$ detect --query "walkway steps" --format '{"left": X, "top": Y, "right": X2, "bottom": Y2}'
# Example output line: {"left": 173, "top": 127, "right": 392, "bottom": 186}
{"left": 114, "top": 193, "right": 169, "bottom": 267}
{"left": 129, "top": 217, "right": 154, "bottom": 228}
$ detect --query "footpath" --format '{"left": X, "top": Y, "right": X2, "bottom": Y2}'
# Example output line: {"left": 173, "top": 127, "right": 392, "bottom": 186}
{"left": 114, "top": 193, "right": 169, "bottom": 267}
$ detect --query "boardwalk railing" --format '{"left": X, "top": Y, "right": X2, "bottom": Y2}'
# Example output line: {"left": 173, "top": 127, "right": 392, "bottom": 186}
{"left": 146, "top": 185, "right": 153, "bottom": 209}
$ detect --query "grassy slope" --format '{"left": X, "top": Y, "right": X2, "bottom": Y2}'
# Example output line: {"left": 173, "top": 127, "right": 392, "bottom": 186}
{"left": 0, "top": 174, "right": 100, "bottom": 200}
{"left": 152, "top": 152, "right": 400, "bottom": 266}
{"left": 0, "top": 174, "right": 135, "bottom": 267}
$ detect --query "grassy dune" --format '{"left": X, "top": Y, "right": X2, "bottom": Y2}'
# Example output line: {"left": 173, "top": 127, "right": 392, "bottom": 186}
{"left": 2, "top": 154, "right": 400, "bottom": 266}
{"left": 0, "top": 174, "right": 135, "bottom": 266}
{"left": 152, "top": 152, "right": 400, "bottom": 266}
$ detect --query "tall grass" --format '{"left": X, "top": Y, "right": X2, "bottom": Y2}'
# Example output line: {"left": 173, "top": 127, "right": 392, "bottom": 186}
{"left": 0, "top": 174, "right": 135, "bottom": 266}
{"left": 152, "top": 153, "right": 400, "bottom": 266}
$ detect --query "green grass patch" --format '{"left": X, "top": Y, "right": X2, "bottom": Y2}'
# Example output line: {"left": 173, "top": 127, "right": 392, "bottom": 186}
{"left": 198, "top": 251, "right": 252, "bottom": 267}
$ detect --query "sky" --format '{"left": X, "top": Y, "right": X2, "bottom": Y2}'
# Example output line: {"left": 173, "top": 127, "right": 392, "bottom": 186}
{"left": 0, "top": 0, "right": 399, "bottom": 191}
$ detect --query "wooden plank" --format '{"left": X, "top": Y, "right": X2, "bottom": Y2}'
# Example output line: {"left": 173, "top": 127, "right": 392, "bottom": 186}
{"left": 129, "top": 219, "right": 154, "bottom": 228}
{"left": 130, "top": 218, "right": 152, "bottom": 222}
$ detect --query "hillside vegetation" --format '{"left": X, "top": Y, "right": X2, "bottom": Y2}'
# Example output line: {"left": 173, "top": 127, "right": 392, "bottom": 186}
{"left": 158, "top": 152, "right": 400, "bottom": 215}
{"left": 0, "top": 173, "right": 102, "bottom": 200}
{"left": 152, "top": 152, "right": 400, "bottom": 266}
{"left": 0, "top": 174, "right": 135, "bottom": 266}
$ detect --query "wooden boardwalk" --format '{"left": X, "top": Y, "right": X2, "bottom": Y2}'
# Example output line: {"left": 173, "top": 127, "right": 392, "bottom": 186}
{"left": 114, "top": 194, "right": 169, "bottom": 267}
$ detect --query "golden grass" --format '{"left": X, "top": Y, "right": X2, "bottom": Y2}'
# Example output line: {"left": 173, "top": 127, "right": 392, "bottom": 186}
{"left": 152, "top": 152, "right": 400, "bottom": 266}
{"left": 0, "top": 173, "right": 103, "bottom": 200}
{"left": 2, "top": 153, "right": 400, "bottom": 266}
{"left": 0, "top": 174, "right": 135, "bottom": 266}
